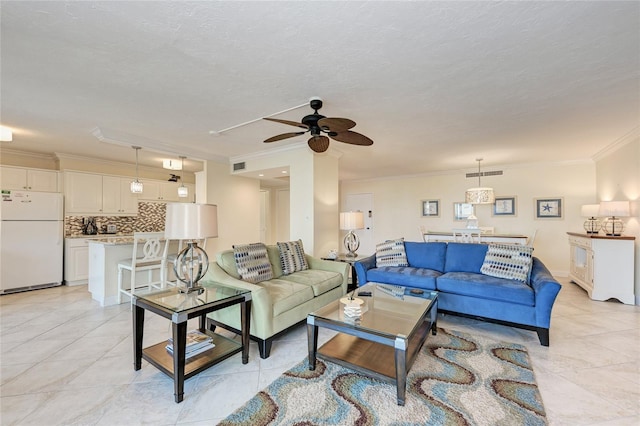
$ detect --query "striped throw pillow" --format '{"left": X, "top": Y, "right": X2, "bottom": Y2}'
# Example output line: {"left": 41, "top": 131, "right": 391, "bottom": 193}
{"left": 376, "top": 238, "right": 409, "bottom": 267}
{"left": 277, "top": 240, "right": 309, "bottom": 275}
{"left": 480, "top": 244, "right": 534, "bottom": 283}
{"left": 233, "top": 243, "right": 274, "bottom": 283}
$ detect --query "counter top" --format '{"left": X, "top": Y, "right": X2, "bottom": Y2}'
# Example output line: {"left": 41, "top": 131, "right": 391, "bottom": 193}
{"left": 87, "top": 237, "right": 137, "bottom": 245}
{"left": 66, "top": 234, "right": 132, "bottom": 239}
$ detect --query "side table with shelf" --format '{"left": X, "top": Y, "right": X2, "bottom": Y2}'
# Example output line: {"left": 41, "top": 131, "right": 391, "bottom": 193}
{"left": 321, "top": 253, "right": 368, "bottom": 291}
{"left": 132, "top": 283, "right": 251, "bottom": 403}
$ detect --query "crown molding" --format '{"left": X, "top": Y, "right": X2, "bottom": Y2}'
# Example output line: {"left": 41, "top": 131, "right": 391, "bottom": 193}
{"left": 0, "top": 147, "right": 58, "bottom": 161}
{"left": 592, "top": 126, "right": 639, "bottom": 161}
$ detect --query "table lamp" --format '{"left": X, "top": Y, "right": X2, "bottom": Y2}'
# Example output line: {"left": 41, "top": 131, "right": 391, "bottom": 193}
{"left": 340, "top": 211, "right": 365, "bottom": 258}
{"left": 598, "top": 201, "right": 629, "bottom": 236}
{"left": 581, "top": 204, "right": 601, "bottom": 234}
{"left": 165, "top": 203, "right": 218, "bottom": 293}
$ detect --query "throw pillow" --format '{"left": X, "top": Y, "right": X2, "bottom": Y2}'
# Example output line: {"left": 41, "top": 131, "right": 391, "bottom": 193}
{"left": 233, "top": 243, "right": 274, "bottom": 283}
{"left": 480, "top": 244, "right": 534, "bottom": 283}
{"left": 277, "top": 240, "right": 309, "bottom": 275}
{"left": 376, "top": 238, "right": 409, "bottom": 267}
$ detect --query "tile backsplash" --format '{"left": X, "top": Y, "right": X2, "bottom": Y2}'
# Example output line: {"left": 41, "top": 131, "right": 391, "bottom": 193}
{"left": 65, "top": 202, "right": 166, "bottom": 236}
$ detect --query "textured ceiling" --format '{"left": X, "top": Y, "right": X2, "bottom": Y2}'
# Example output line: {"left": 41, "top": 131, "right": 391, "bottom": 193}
{"left": 1, "top": 1, "right": 638, "bottom": 180}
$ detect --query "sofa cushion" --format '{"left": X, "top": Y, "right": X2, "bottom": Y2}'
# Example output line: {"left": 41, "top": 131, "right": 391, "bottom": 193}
{"left": 376, "top": 238, "right": 409, "bottom": 267}
{"left": 217, "top": 250, "right": 241, "bottom": 279}
{"left": 260, "top": 279, "right": 315, "bottom": 316}
{"left": 278, "top": 269, "right": 343, "bottom": 296}
{"left": 277, "top": 240, "right": 309, "bottom": 275}
{"left": 480, "top": 244, "right": 534, "bottom": 283}
{"left": 444, "top": 243, "right": 489, "bottom": 273}
{"left": 233, "top": 243, "right": 274, "bottom": 283}
{"left": 367, "top": 266, "right": 439, "bottom": 290}
{"left": 437, "top": 271, "right": 535, "bottom": 306}
{"left": 404, "top": 242, "right": 447, "bottom": 272}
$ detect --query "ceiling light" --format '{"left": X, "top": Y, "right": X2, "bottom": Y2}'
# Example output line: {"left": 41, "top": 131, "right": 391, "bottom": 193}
{"left": 177, "top": 156, "right": 188, "bottom": 198}
{"left": 0, "top": 126, "right": 13, "bottom": 142}
{"left": 163, "top": 159, "right": 182, "bottom": 170}
{"left": 130, "top": 146, "right": 144, "bottom": 194}
{"left": 465, "top": 158, "right": 495, "bottom": 204}
{"left": 281, "top": 170, "right": 287, "bottom": 174}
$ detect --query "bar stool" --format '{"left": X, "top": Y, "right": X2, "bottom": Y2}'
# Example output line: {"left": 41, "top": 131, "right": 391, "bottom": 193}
{"left": 117, "top": 232, "right": 166, "bottom": 304}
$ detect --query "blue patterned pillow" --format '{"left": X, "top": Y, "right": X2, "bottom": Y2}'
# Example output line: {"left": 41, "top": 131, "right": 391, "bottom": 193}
{"left": 376, "top": 238, "right": 409, "bottom": 267}
{"left": 480, "top": 244, "right": 534, "bottom": 283}
{"left": 277, "top": 240, "right": 309, "bottom": 275}
{"left": 233, "top": 243, "right": 274, "bottom": 283}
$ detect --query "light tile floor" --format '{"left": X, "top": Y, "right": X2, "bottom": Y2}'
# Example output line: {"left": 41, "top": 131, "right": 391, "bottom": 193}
{"left": 1, "top": 278, "right": 638, "bottom": 425}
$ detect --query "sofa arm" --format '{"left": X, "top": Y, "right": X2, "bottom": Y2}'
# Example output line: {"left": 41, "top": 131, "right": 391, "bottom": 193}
{"left": 201, "top": 262, "right": 274, "bottom": 334}
{"left": 354, "top": 254, "right": 376, "bottom": 286}
{"left": 530, "top": 257, "right": 562, "bottom": 328}
{"left": 306, "top": 255, "right": 350, "bottom": 294}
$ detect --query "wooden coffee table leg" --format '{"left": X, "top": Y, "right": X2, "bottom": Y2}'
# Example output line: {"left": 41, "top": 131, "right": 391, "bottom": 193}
{"left": 395, "top": 336, "right": 408, "bottom": 406}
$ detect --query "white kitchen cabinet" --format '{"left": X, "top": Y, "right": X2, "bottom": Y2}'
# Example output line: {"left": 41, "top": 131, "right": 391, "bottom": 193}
{"left": 64, "top": 238, "right": 90, "bottom": 286}
{"left": 64, "top": 171, "right": 138, "bottom": 215}
{"left": 567, "top": 232, "right": 635, "bottom": 305}
{"left": 1, "top": 166, "right": 59, "bottom": 192}
{"left": 139, "top": 180, "right": 194, "bottom": 202}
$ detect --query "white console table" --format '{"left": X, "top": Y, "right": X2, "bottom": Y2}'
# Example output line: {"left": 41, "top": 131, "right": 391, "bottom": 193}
{"left": 423, "top": 231, "right": 529, "bottom": 245}
{"left": 567, "top": 232, "right": 635, "bottom": 305}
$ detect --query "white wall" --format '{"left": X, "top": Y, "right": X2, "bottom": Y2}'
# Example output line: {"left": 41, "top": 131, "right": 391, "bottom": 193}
{"left": 340, "top": 161, "right": 596, "bottom": 275}
{"left": 594, "top": 134, "right": 640, "bottom": 304}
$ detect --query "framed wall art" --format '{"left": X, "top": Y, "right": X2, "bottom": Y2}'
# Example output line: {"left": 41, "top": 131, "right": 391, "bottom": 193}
{"left": 421, "top": 199, "right": 440, "bottom": 217}
{"left": 535, "top": 197, "right": 563, "bottom": 219}
{"left": 453, "top": 202, "right": 475, "bottom": 221}
{"left": 493, "top": 196, "right": 516, "bottom": 216}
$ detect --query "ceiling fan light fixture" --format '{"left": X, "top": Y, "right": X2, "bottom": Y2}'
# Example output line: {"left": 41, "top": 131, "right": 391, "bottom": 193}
{"left": 465, "top": 158, "right": 495, "bottom": 204}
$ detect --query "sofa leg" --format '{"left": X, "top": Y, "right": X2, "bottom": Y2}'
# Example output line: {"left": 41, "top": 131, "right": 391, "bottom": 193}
{"left": 536, "top": 328, "right": 550, "bottom": 346}
{"left": 258, "top": 339, "right": 273, "bottom": 359}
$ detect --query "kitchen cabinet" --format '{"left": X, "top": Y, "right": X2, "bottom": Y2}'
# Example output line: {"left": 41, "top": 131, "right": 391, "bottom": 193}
{"left": 139, "top": 180, "right": 195, "bottom": 203}
{"left": 64, "top": 171, "right": 138, "bottom": 215}
{"left": 64, "top": 238, "right": 90, "bottom": 286}
{"left": 567, "top": 232, "right": 635, "bottom": 305}
{"left": 1, "top": 166, "right": 59, "bottom": 192}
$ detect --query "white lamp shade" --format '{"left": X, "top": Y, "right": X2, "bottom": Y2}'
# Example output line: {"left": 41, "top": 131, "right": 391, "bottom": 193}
{"left": 581, "top": 204, "right": 601, "bottom": 218}
{"left": 465, "top": 187, "right": 495, "bottom": 204}
{"left": 340, "top": 211, "right": 365, "bottom": 230}
{"left": 598, "top": 201, "right": 630, "bottom": 217}
{"left": 165, "top": 203, "right": 218, "bottom": 239}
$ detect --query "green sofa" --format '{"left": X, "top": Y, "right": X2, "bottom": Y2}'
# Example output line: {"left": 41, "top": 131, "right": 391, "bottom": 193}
{"left": 202, "top": 245, "right": 349, "bottom": 358}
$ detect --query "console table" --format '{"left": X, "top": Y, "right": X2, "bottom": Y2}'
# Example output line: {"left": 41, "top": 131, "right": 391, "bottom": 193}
{"left": 423, "top": 231, "right": 529, "bottom": 245}
{"left": 567, "top": 232, "right": 635, "bottom": 305}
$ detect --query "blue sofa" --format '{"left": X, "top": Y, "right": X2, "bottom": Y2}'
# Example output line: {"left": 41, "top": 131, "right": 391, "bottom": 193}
{"left": 354, "top": 241, "right": 561, "bottom": 346}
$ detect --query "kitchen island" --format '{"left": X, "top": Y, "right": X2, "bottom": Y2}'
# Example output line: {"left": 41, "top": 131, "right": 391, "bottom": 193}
{"left": 88, "top": 237, "right": 178, "bottom": 306}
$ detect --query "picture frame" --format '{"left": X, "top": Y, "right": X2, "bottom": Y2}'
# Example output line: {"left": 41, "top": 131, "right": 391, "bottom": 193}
{"left": 492, "top": 196, "right": 516, "bottom": 216}
{"left": 535, "top": 197, "right": 563, "bottom": 219}
{"left": 421, "top": 199, "right": 440, "bottom": 217}
{"left": 453, "top": 202, "right": 475, "bottom": 221}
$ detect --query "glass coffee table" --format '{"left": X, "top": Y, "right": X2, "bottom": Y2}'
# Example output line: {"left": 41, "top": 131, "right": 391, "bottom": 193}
{"left": 307, "top": 282, "right": 437, "bottom": 406}
{"left": 132, "top": 283, "right": 251, "bottom": 403}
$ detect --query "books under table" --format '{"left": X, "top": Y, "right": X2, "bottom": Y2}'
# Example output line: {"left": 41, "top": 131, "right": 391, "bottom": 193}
{"left": 166, "top": 330, "right": 215, "bottom": 359}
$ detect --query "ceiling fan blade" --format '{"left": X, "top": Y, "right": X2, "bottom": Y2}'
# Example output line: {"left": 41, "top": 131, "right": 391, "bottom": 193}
{"left": 317, "top": 117, "right": 356, "bottom": 132}
{"left": 264, "top": 132, "right": 306, "bottom": 143}
{"left": 263, "top": 117, "right": 309, "bottom": 129}
{"left": 308, "top": 135, "right": 330, "bottom": 153}
{"left": 329, "top": 130, "right": 374, "bottom": 146}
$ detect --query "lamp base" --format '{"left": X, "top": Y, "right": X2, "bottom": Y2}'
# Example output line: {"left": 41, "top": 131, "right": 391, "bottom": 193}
{"left": 173, "top": 242, "right": 209, "bottom": 293}
{"left": 179, "top": 285, "right": 205, "bottom": 294}
{"left": 343, "top": 231, "right": 360, "bottom": 259}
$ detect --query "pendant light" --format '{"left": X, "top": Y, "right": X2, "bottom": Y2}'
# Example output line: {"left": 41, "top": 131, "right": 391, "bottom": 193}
{"left": 130, "top": 146, "right": 144, "bottom": 194}
{"left": 465, "top": 158, "right": 495, "bottom": 204}
{"left": 177, "top": 156, "right": 188, "bottom": 198}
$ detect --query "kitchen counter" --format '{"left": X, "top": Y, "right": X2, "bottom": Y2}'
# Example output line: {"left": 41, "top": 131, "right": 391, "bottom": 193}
{"left": 87, "top": 237, "right": 137, "bottom": 245}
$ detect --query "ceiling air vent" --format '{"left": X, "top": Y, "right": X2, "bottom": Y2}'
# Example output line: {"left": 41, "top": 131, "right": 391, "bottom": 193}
{"left": 466, "top": 170, "right": 503, "bottom": 178}
{"left": 233, "top": 162, "right": 246, "bottom": 171}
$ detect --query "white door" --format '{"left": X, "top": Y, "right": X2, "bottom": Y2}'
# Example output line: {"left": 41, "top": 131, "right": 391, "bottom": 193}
{"left": 345, "top": 193, "right": 374, "bottom": 257}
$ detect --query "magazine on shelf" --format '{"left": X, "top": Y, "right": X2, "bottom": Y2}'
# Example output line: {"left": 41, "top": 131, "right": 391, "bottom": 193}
{"left": 166, "top": 330, "right": 215, "bottom": 358}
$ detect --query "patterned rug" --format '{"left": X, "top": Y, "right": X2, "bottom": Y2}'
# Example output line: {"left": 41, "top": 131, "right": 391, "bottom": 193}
{"left": 218, "top": 328, "right": 547, "bottom": 426}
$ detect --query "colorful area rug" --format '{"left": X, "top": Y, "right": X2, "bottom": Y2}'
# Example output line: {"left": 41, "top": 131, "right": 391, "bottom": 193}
{"left": 219, "top": 328, "right": 547, "bottom": 426}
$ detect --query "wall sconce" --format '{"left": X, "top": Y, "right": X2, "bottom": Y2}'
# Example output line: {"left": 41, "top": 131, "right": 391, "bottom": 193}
{"left": 599, "top": 201, "right": 630, "bottom": 236}
{"left": 581, "top": 204, "right": 601, "bottom": 234}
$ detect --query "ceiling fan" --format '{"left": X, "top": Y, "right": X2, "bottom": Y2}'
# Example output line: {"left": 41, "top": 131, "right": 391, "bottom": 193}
{"left": 263, "top": 97, "right": 374, "bottom": 153}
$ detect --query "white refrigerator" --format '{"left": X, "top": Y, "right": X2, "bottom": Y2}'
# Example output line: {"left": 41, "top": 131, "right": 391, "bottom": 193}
{"left": 0, "top": 190, "right": 64, "bottom": 293}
